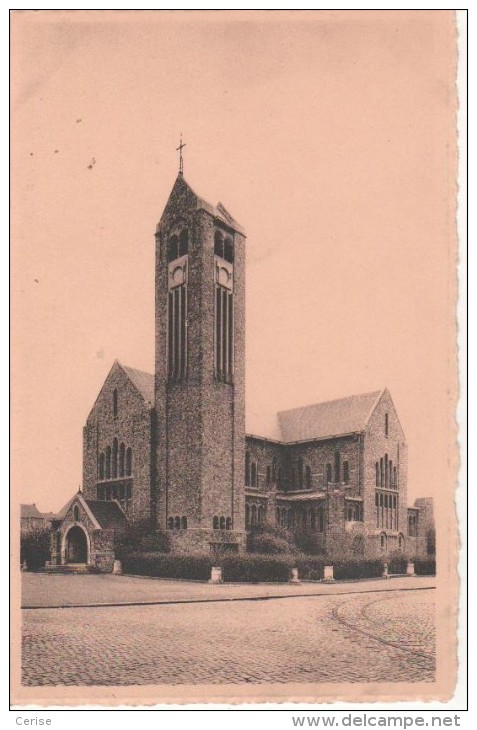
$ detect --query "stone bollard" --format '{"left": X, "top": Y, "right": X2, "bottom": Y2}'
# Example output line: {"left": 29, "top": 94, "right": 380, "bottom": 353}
{"left": 322, "top": 565, "right": 335, "bottom": 583}
{"left": 209, "top": 566, "right": 223, "bottom": 584}
{"left": 112, "top": 559, "right": 122, "bottom": 575}
{"left": 382, "top": 562, "right": 389, "bottom": 579}
{"left": 406, "top": 561, "right": 416, "bottom": 576}
{"left": 289, "top": 567, "right": 301, "bottom": 584}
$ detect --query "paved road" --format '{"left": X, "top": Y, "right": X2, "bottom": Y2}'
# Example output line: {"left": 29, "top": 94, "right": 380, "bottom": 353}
{"left": 22, "top": 587, "right": 435, "bottom": 686}
{"left": 22, "top": 572, "right": 435, "bottom": 608}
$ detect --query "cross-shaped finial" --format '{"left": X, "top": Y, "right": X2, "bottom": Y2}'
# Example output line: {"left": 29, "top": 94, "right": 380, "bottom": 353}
{"left": 176, "top": 134, "right": 186, "bottom": 175}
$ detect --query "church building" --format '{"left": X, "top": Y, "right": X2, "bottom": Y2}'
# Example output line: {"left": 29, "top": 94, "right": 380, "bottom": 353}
{"left": 50, "top": 168, "right": 434, "bottom": 571}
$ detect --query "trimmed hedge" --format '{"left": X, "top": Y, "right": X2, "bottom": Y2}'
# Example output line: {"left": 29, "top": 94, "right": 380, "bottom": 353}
{"left": 387, "top": 556, "right": 408, "bottom": 574}
{"left": 296, "top": 557, "right": 383, "bottom": 581}
{"left": 219, "top": 554, "right": 293, "bottom": 582}
{"left": 122, "top": 552, "right": 212, "bottom": 580}
{"left": 414, "top": 558, "right": 436, "bottom": 575}
{"left": 248, "top": 533, "right": 293, "bottom": 555}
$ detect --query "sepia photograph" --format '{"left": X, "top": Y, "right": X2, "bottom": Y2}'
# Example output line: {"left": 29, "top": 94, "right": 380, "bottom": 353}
{"left": 11, "top": 9, "right": 462, "bottom": 707}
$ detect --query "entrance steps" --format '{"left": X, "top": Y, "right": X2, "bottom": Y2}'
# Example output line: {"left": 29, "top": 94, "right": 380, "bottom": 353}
{"left": 39, "top": 563, "right": 90, "bottom": 575}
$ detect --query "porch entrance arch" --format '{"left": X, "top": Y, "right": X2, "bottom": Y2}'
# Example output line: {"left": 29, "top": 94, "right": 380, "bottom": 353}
{"left": 65, "top": 525, "right": 89, "bottom": 563}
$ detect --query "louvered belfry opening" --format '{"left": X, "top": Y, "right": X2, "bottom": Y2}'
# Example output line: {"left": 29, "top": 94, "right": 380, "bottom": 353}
{"left": 215, "top": 284, "right": 234, "bottom": 382}
{"left": 168, "top": 283, "right": 187, "bottom": 381}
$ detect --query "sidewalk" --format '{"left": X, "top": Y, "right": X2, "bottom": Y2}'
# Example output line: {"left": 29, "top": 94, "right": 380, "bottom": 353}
{"left": 21, "top": 571, "right": 435, "bottom": 609}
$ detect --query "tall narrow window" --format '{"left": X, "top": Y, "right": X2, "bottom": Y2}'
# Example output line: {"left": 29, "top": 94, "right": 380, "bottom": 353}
{"left": 119, "top": 443, "right": 125, "bottom": 477}
{"left": 181, "top": 516, "right": 188, "bottom": 529}
{"left": 343, "top": 461, "right": 350, "bottom": 484}
{"left": 380, "top": 457, "right": 384, "bottom": 487}
{"left": 251, "top": 462, "right": 257, "bottom": 488}
{"left": 214, "top": 230, "right": 224, "bottom": 258}
{"left": 375, "top": 462, "right": 379, "bottom": 486}
{"left": 394, "top": 465, "right": 397, "bottom": 488}
{"left": 245, "top": 451, "right": 251, "bottom": 486}
{"left": 385, "top": 413, "right": 389, "bottom": 437}
{"left": 224, "top": 237, "right": 234, "bottom": 263}
{"left": 113, "top": 388, "right": 118, "bottom": 417}
{"left": 168, "top": 235, "right": 179, "bottom": 262}
{"left": 112, "top": 438, "right": 118, "bottom": 479}
{"left": 326, "top": 463, "right": 332, "bottom": 484}
{"left": 297, "top": 458, "right": 304, "bottom": 489}
{"left": 389, "top": 459, "right": 393, "bottom": 486}
{"left": 305, "top": 465, "right": 312, "bottom": 488}
{"left": 105, "top": 446, "right": 111, "bottom": 480}
{"left": 179, "top": 229, "right": 188, "bottom": 257}
{"left": 272, "top": 459, "right": 277, "bottom": 483}
{"left": 213, "top": 516, "right": 219, "bottom": 529}
{"left": 334, "top": 452, "right": 341, "bottom": 483}
{"left": 215, "top": 285, "right": 233, "bottom": 382}
{"left": 266, "top": 466, "right": 271, "bottom": 483}
{"left": 384, "top": 453, "right": 389, "bottom": 487}
{"left": 125, "top": 447, "right": 132, "bottom": 476}
{"left": 168, "top": 283, "right": 187, "bottom": 381}
{"left": 99, "top": 453, "right": 105, "bottom": 480}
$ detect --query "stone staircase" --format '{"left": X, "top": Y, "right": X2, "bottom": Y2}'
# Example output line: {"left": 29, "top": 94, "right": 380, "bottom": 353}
{"left": 39, "top": 563, "right": 90, "bottom": 575}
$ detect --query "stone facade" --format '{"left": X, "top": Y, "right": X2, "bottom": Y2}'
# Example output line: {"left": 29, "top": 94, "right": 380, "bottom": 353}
{"left": 52, "top": 172, "right": 434, "bottom": 570}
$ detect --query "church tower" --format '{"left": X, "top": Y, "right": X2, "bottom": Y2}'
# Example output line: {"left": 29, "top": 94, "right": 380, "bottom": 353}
{"left": 154, "top": 169, "right": 246, "bottom": 551}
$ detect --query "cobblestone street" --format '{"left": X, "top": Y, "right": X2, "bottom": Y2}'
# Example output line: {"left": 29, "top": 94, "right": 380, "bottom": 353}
{"left": 22, "top": 577, "right": 435, "bottom": 686}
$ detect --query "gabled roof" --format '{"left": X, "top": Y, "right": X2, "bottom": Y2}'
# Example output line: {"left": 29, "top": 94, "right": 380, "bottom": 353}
{"left": 277, "top": 390, "right": 383, "bottom": 442}
{"left": 120, "top": 364, "right": 155, "bottom": 406}
{"left": 86, "top": 500, "right": 129, "bottom": 529}
{"left": 21, "top": 503, "right": 43, "bottom": 519}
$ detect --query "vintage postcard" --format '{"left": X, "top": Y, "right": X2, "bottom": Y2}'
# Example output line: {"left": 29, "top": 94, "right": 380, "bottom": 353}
{"left": 11, "top": 9, "right": 462, "bottom": 707}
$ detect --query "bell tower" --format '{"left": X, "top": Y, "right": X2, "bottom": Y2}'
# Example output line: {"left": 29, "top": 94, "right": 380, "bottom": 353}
{"left": 154, "top": 169, "right": 246, "bottom": 551}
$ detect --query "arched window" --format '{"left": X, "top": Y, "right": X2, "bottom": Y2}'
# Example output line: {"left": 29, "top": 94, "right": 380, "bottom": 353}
{"left": 398, "top": 533, "right": 405, "bottom": 552}
{"left": 245, "top": 451, "right": 251, "bottom": 487}
{"left": 213, "top": 515, "right": 219, "bottom": 529}
{"left": 214, "top": 230, "right": 224, "bottom": 258}
{"left": 380, "top": 457, "right": 384, "bottom": 487}
{"left": 167, "top": 516, "right": 174, "bottom": 530}
{"left": 99, "top": 453, "right": 105, "bottom": 480}
{"left": 272, "top": 459, "right": 277, "bottom": 483}
{"left": 113, "top": 388, "right": 118, "bottom": 417}
{"left": 73, "top": 505, "right": 80, "bottom": 522}
{"left": 266, "top": 466, "right": 271, "bottom": 484}
{"left": 112, "top": 438, "right": 118, "bottom": 479}
{"left": 334, "top": 452, "right": 341, "bottom": 483}
{"left": 251, "top": 505, "right": 257, "bottom": 526}
{"left": 305, "top": 465, "right": 312, "bottom": 489}
{"left": 394, "top": 466, "right": 397, "bottom": 488}
{"left": 385, "top": 413, "right": 389, "bottom": 437}
{"left": 251, "top": 462, "right": 257, "bottom": 488}
{"left": 181, "top": 516, "right": 187, "bottom": 529}
{"left": 375, "top": 462, "right": 379, "bottom": 486}
{"left": 224, "top": 237, "right": 234, "bottom": 263}
{"left": 245, "top": 506, "right": 250, "bottom": 529}
{"left": 389, "top": 459, "right": 393, "bottom": 486}
{"left": 258, "top": 505, "right": 264, "bottom": 524}
{"left": 384, "top": 454, "right": 389, "bottom": 487}
{"left": 119, "top": 443, "right": 125, "bottom": 477}
{"left": 343, "top": 461, "right": 350, "bottom": 484}
{"left": 105, "top": 446, "right": 111, "bottom": 479}
{"left": 126, "top": 447, "right": 132, "bottom": 476}
{"left": 175, "top": 516, "right": 181, "bottom": 530}
{"left": 226, "top": 517, "right": 232, "bottom": 530}
{"left": 179, "top": 229, "right": 189, "bottom": 257}
{"left": 220, "top": 516, "right": 226, "bottom": 529}
{"left": 380, "top": 532, "right": 387, "bottom": 554}
{"left": 326, "top": 463, "right": 332, "bottom": 484}
{"left": 168, "top": 235, "right": 179, "bottom": 262}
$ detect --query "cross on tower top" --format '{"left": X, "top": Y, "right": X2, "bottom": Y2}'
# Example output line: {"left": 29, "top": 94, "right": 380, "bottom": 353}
{"left": 176, "top": 134, "right": 186, "bottom": 175}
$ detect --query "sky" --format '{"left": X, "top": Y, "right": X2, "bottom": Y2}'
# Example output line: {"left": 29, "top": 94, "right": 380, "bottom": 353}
{"left": 11, "top": 10, "right": 458, "bottom": 512}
